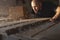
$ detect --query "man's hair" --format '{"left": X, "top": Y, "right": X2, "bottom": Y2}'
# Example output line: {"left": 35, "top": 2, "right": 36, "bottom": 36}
{"left": 32, "top": 0, "right": 43, "bottom": 3}
{"left": 31, "top": 0, "right": 43, "bottom": 5}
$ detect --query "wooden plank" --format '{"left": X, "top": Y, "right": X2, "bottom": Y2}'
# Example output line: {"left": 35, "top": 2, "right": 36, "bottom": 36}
{"left": 33, "top": 22, "right": 60, "bottom": 39}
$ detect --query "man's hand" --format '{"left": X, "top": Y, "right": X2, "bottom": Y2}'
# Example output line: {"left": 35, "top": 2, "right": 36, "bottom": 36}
{"left": 49, "top": 18, "right": 56, "bottom": 22}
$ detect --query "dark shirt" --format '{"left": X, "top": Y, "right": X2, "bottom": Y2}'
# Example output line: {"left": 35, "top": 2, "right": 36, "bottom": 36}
{"left": 31, "top": 1, "right": 57, "bottom": 18}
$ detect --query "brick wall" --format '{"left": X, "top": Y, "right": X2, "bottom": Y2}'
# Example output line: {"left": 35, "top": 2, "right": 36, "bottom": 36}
{"left": 0, "top": 0, "right": 16, "bottom": 17}
{"left": 8, "top": 6, "right": 24, "bottom": 20}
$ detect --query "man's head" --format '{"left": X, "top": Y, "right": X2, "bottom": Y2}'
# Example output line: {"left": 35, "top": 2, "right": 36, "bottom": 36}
{"left": 31, "top": 0, "right": 42, "bottom": 13}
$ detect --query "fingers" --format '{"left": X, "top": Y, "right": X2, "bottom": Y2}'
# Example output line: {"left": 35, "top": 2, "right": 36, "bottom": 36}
{"left": 50, "top": 18, "right": 54, "bottom": 22}
{"left": 49, "top": 18, "right": 59, "bottom": 23}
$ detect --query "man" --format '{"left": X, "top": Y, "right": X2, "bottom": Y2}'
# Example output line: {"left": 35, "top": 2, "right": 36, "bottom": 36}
{"left": 30, "top": 0, "right": 60, "bottom": 22}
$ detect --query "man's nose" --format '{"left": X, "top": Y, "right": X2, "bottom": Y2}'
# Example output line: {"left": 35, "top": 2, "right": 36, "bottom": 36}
{"left": 34, "top": 7, "right": 38, "bottom": 11}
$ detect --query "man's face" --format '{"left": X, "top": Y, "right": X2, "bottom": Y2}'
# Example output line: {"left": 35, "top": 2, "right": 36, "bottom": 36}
{"left": 31, "top": 1, "right": 42, "bottom": 13}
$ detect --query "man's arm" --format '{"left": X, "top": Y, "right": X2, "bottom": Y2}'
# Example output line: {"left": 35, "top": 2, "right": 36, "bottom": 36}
{"left": 50, "top": 6, "right": 60, "bottom": 22}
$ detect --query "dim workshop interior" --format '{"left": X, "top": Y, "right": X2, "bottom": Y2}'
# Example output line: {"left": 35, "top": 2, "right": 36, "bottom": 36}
{"left": 0, "top": 0, "right": 60, "bottom": 40}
